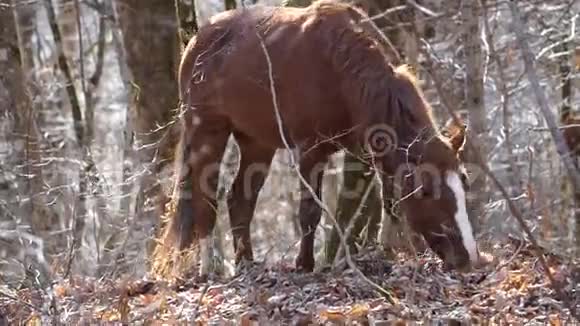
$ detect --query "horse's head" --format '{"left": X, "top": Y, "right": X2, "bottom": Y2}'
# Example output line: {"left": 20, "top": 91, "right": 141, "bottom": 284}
{"left": 396, "top": 125, "right": 480, "bottom": 272}
{"left": 362, "top": 64, "right": 481, "bottom": 271}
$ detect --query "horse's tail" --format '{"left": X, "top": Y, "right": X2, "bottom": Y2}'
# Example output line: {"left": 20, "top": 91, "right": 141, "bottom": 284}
{"left": 151, "top": 35, "right": 201, "bottom": 279}
{"left": 150, "top": 106, "right": 198, "bottom": 279}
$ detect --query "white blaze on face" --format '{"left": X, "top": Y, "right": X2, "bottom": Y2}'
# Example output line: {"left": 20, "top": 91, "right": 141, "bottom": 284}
{"left": 445, "top": 170, "right": 479, "bottom": 263}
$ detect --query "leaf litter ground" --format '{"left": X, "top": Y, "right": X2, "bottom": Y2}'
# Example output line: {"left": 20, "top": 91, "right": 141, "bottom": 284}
{"left": 1, "top": 240, "right": 578, "bottom": 325}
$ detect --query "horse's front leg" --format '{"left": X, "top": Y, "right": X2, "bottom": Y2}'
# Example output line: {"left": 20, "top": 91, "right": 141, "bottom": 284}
{"left": 227, "top": 136, "right": 275, "bottom": 270}
{"left": 295, "top": 157, "right": 327, "bottom": 272}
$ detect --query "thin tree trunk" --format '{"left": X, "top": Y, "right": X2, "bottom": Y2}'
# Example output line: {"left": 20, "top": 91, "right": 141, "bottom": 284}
{"left": 555, "top": 18, "right": 579, "bottom": 248}
{"left": 175, "top": 0, "right": 198, "bottom": 49}
{"left": 1, "top": 0, "right": 54, "bottom": 286}
{"left": 12, "top": 0, "right": 45, "bottom": 230}
{"left": 115, "top": 0, "right": 181, "bottom": 259}
{"left": 44, "top": 0, "right": 90, "bottom": 276}
{"left": 100, "top": 0, "right": 140, "bottom": 278}
{"left": 461, "top": 0, "right": 487, "bottom": 232}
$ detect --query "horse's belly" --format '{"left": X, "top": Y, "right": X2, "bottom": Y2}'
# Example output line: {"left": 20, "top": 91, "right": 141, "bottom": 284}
{"left": 224, "top": 97, "right": 353, "bottom": 155}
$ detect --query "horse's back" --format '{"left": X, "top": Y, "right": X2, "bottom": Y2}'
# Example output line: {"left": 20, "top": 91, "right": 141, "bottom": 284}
{"left": 179, "top": 1, "right": 370, "bottom": 150}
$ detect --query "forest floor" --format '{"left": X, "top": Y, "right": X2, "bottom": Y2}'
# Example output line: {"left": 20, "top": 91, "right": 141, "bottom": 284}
{"left": 1, "top": 238, "right": 578, "bottom": 325}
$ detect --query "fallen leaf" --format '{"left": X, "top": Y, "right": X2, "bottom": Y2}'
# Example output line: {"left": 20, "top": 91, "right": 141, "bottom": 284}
{"left": 119, "top": 295, "right": 130, "bottom": 323}
{"left": 267, "top": 294, "right": 286, "bottom": 306}
{"left": 99, "top": 309, "right": 121, "bottom": 322}
{"left": 25, "top": 313, "right": 41, "bottom": 326}
{"left": 320, "top": 308, "right": 346, "bottom": 323}
{"left": 348, "top": 303, "right": 369, "bottom": 318}
{"left": 240, "top": 311, "right": 258, "bottom": 326}
{"left": 140, "top": 293, "right": 158, "bottom": 306}
{"left": 549, "top": 314, "right": 561, "bottom": 326}
{"left": 53, "top": 284, "right": 68, "bottom": 298}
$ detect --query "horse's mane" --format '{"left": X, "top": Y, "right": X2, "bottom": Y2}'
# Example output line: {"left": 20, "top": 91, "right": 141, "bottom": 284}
{"left": 393, "top": 64, "right": 418, "bottom": 87}
{"left": 309, "top": 0, "right": 355, "bottom": 13}
{"left": 308, "top": 2, "right": 438, "bottom": 143}
{"left": 392, "top": 64, "right": 439, "bottom": 132}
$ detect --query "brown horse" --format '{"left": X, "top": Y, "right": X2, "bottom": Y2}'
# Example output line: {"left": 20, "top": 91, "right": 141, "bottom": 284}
{"left": 163, "top": 0, "right": 481, "bottom": 277}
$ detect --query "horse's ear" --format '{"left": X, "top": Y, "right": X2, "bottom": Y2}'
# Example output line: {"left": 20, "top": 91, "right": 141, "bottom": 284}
{"left": 449, "top": 125, "right": 467, "bottom": 153}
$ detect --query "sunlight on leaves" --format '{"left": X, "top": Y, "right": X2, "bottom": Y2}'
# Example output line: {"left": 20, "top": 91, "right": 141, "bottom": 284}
{"left": 320, "top": 308, "right": 347, "bottom": 323}
{"left": 25, "top": 313, "right": 41, "bottom": 326}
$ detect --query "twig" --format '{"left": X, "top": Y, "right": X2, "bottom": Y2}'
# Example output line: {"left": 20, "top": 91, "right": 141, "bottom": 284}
{"left": 357, "top": 9, "right": 402, "bottom": 62}
{"left": 0, "top": 289, "right": 41, "bottom": 312}
{"left": 64, "top": 190, "right": 79, "bottom": 280}
{"left": 527, "top": 144, "right": 535, "bottom": 212}
{"left": 359, "top": 5, "right": 407, "bottom": 23}
{"left": 256, "top": 30, "right": 398, "bottom": 305}
{"left": 192, "top": 283, "right": 210, "bottom": 320}
{"left": 489, "top": 241, "right": 523, "bottom": 280}
{"left": 530, "top": 124, "right": 580, "bottom": 132}
{"left": 404, "top": 0, "right": 443, "bottom": 18}
{"left": 332, "top": 168, "right": 377, "bottom": 267}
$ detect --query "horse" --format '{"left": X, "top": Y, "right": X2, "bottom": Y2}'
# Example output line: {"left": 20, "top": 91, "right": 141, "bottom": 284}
{"left": 160, "top": 0, "right": 482, "bottom": 277}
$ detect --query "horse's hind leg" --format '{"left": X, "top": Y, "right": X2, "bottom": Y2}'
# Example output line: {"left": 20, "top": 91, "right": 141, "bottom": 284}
{"left": 227, "top": 135, "right": 275, "bottom": 269}
{"left": 171, "top": 113, "right": 231, "bottom": 277}
{"left": 295, "top": 156, "right": 328, "bottom": 272}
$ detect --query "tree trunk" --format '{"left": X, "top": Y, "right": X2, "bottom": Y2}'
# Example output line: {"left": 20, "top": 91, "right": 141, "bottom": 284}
{"left": 0, "top": 0, "right": 52, "bottom": 286}
{"left": 556, "top": 25, "right": 580, "bottom": 249}
{"left": 461, "top": 0, "right": 487, "bottom": 232}
{"left": 325, "top": 149, "right": 383, "bottom": 263}
{"left": 175, "top": 0, "right": 198, "bottom": 49}
{"left": 115, "top": 0, "right": 181, "bottom": 255}
{"left": 56, "top": 0, "right": 78, "bottom": 73}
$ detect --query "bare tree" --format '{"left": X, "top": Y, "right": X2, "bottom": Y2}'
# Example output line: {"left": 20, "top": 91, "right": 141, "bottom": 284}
{"left": 460, "top": 0, "right": 487, "bottom": 231}
{"left": 114, "top": 0, "right": 182, "bottom": 254}
{"left": 555, "top": 11, "right": 580, "bottom": 247}
{"left": 175, "top": 0, "right": 198, "bottom": 49}
{"left": 0, "top": 0, "right": 53, "bottom": 286}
